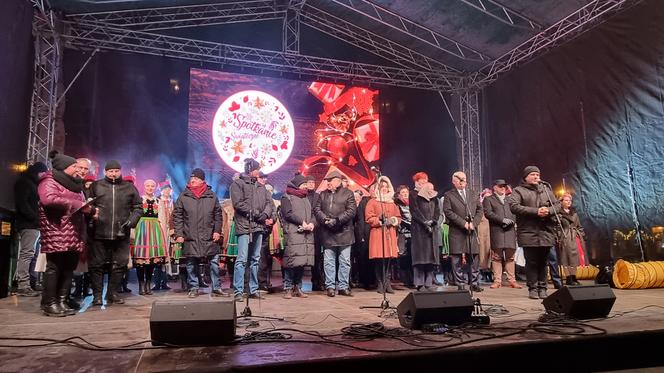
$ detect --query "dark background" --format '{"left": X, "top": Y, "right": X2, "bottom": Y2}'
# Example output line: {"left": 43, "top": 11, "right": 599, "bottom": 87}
{"left": 482, "top": 1, "right": 664, "bottom": 264}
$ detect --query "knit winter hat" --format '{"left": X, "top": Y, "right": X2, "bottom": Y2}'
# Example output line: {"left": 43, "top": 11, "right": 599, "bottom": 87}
{"left": 27, "top": 162, "right": 48, "bottom": 175}
{"left": 49, "top": 151, "right": 77, "bottom": 171}
{"left": 522, "top": 166, "right": 541, "bottom": 179}
{"left": 291, "top": 174, "right": 308, "bottom": 188}
{"left": 105, "top": 160, "right": 122, "bottom": 170}
{"left": 244, "top": 158, "right": 261, "bottom": 173}
{"left": 191, "top": 168, "right": 206, "bottom": 181}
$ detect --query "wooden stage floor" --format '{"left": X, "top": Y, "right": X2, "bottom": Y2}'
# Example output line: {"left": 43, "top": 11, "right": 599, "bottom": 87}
{"left": 1, "top": 279, "right": 664, "bottom": 372}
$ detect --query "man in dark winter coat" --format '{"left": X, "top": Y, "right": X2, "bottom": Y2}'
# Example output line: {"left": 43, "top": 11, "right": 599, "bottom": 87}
{"left": 313, "top": 170, "right": 357, "bottom": 297}
{"left": 13, "top": 162, "right": 48, "bottom": 296}
{"left": 230, "top": 159, "right": 274, "bottom": 301}
{"left": 173, "top": 168, "right": 226, "bottom": 298}
{"left": 88, "top": 160, "right": 143, "bottom": 306}
{"left": 483, "top": 179, "right": 521, "bottom": 289}
{"left": 508, "top": 166, "right": 561, "bottom": 300}
{"left": 443, "top": 171, "right": 484, "bottom": 292}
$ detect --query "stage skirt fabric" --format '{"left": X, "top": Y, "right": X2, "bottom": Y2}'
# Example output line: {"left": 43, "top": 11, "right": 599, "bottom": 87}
{"left": 226, "top": 221, "right": 238, "bottom": 256}
{"left": 171, "top": 242, "right": 183, "bottom": 260}
{"left": 131, "top": 217, "right": 168, "bottom": 264}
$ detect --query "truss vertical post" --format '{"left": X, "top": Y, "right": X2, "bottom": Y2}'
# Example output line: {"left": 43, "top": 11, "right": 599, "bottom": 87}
{"left": 283, "top": 7, "right": 300, "bottom": 53}
{"left": 27, "top": 2, "right": 62, "bottom": 164}
{"left": 459, "top": 89, "right": 482, "bottom": 192}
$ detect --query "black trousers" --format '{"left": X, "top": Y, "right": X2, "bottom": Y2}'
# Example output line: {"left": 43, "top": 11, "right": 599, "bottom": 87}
{"left": 89, "top": 238, "right": 130, "bottom": 298}
{"left": 450, "top": 253, "right": 479, "bottom": 286}
{"left": 42, "top": 252, "right": 79, "bottom": 306}
{"left": 524, "top": 246, "right": 550, "bottom": 290}
{"left": 258, "top": 232, "right": 272, "bottom": 288}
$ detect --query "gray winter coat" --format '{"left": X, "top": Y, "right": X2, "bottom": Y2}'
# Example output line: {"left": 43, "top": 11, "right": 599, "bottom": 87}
{"left": 443, "top": 188, "right": 483, "bottom": 255}
{"left": 483, "top": 194, "right": 517, "bottom": 249}
{"left": 229, "top": 174, "right": 274, "bottom": 235}
{"left": 173, "top": 187, "right": 222, "bottom": 258}
{"left": 313, "top": 187, "right": 356, "bottom": 248}
{"left": 508, "top": 182, "right": 561, "bottom": 247}
{"left": 280, "top": 190, "right": 315, "bottom": 268}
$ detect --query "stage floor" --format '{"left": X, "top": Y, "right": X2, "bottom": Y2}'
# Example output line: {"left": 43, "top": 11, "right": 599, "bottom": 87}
{"left": 1, "top": 278, "right": 664, "bottom": 372}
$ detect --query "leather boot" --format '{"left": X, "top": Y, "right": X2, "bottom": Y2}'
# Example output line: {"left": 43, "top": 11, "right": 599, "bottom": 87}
{"left": 384, "top": 280, "right": 395, "bottom": 294}
{"left": 138, "top": 279, "right": 145, "bottom": 295}
{"left": 41, "top": 268, "right": 65, "bottom": 317}
{"left": 566, "top": 276, "right": 574, "bottom": 286}
{"left": 144, "top": 281, "right": 153, "bottom": 295}
{"left": 57, "top": 268, "right": 77, "bottom": 316}
{"left": 106, "top": 269, "right": 125, "bottom": 305}
{"left": 90, "top": 268, "right": 104, "bottom": 306}
{"left": 571, "top": 275, "right": 580, "bottom": 286}
{"left": 375, "top": 265, "right": 385, "bottom": 294}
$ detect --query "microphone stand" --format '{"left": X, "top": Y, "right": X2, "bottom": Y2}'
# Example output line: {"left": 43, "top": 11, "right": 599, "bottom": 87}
{"left": 540, "top": 181, "right": 568, "bottom": 285}
{"left": 360, "top": 170, "right": 394, "bottom": 311}
{"left": 241, "top": 176, "right": 256, "bottom": 318}
{"left": 462, "top": 192, "right": 479, "bottom": 297}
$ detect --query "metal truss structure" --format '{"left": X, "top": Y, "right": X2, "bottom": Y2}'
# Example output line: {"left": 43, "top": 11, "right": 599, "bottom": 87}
{"left": 27, "top": 0, "right": 62, "bottom": 164}
{"left": 62, "top": 21, "right": 457, "bottom": 91}
{"left": 460, "top": 0, "right": 541, "bottom": 30}
{"left": 458, "top": 90, "right": 482, "bottom": 192}
{"left": 29, "top": 0, "right": 640, "bottom": 184}
{"left": 330, "top": 0, "right": 491, "bottom": 62}
{"left": 468, "top": 0, "right": 642, "bottom": 89}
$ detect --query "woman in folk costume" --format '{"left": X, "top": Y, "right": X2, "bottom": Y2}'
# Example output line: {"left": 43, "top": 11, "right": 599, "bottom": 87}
{"left": 130, "top": 179, "right": 168, "bottom": 295}
{"left": 409, "top": 179, "right": 441, "bottom": 291}
{"left": 557, "top": 193, "right": 587, "bottom": 286}
{"left": 365, "top": 176, "right": 401, "bottom": 294}
{"left": 152, "top": 182, "right": 174, "bottom": 290}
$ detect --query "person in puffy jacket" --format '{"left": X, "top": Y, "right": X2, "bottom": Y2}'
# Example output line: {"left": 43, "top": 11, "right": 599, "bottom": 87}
{"left": 38, "top": 151, "right": 91, "bottom": 316}
{"left": 88, "top": 160, "right": 142, "bottom": 306}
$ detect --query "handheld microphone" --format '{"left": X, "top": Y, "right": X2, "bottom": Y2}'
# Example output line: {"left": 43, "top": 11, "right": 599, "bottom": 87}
{"left": 370, "top": 166, "right": 381, "bottom": 174}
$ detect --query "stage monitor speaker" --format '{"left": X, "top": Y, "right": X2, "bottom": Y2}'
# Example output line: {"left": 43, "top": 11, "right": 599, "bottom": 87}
{"left": 397, "top": 291, "right": 474, "bottom": 329}
{"left": 150, "top": 300, "right": 236, "bottom": 346}
{"left": 543, "top": 284, "right": 616, "bottom": 319}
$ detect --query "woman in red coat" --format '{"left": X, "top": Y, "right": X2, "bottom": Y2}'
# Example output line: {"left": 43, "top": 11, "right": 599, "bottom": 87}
{"left": 365, "top": 176, "right": 401, "bottom": 294}
{"left": 38, "top": 152, "right": 90, "bottom": 316}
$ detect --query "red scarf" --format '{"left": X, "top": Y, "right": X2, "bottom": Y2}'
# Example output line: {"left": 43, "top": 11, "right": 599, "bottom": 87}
{"left": 187, "top": 182, "right": 208, "bottom": 198}
{"left": 286, "top": 187, "right": 308, "bottom": 198}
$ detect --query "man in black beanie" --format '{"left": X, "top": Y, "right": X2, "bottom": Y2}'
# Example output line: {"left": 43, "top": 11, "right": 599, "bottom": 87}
{"left": 13, "top": 162, "right": 48, "bottom": 296}
{"left": 229, "top": 158, "right": 274, "bottom": 301}
{"left": 88, "top": 160, "right": 143, "bottom": 306}
{"left": 508, "top": 166, "right": 561, "bottom": 299}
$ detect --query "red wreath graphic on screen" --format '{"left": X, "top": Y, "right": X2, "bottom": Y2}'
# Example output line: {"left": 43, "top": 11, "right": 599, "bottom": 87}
{"left": 301, "top": 82, "right": 379, "bottom": 188}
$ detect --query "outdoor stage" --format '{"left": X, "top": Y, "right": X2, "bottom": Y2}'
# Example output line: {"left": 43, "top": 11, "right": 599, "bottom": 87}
{"left": 1, "top": 279, "right": 664, "bottom": 372}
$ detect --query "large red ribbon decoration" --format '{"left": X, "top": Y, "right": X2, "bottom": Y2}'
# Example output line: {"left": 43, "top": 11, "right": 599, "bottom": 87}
{"left": 302, "top": 82, "right": 379, "bottom": 188}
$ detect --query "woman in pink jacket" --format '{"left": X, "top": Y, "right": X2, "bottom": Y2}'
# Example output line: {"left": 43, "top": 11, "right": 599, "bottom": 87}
{"left": 38, "top": 151, "right": 91, "bottom": 317}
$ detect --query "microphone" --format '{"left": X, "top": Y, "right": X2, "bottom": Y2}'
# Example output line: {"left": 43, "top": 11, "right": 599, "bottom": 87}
{"left": 539, "top": 180, "right": 552, "bottom": 187}
{"left": 370, "top": 166, "right": 381, "bottom": 174}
